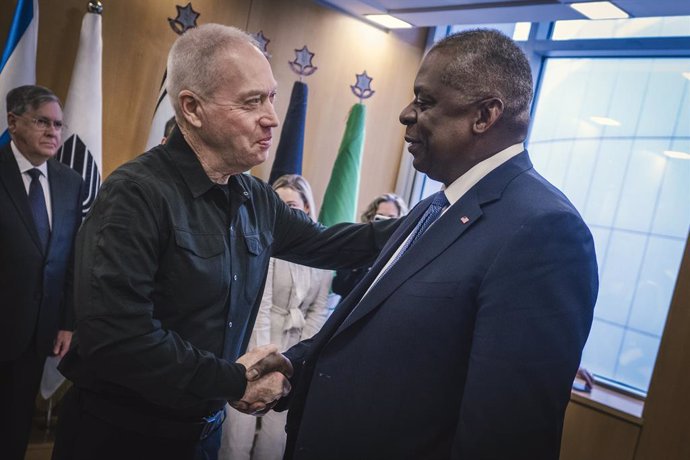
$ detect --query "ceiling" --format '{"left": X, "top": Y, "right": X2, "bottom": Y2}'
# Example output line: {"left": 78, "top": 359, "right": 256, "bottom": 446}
{"left": 316, "top": 0, "right": 690, "bottom": 27}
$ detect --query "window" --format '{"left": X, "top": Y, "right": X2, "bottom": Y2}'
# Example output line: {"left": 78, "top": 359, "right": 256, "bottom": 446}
{"left": 552, "top": 15, "right": 690, "bottom": 40}
{"left": 528, "top": 56, "right": 690, "bottom": 393}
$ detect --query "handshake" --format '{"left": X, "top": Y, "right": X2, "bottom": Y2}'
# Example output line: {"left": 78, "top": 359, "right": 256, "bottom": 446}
{"left": 231, "top": 344, "right": 294, "bottom": 416}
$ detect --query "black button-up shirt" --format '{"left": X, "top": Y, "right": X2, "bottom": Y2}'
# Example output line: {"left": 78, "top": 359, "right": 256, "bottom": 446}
{"left": 60, "top": 128, "right": 397, "bottom": 417}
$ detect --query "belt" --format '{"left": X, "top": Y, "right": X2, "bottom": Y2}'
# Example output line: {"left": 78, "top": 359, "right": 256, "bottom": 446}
{"left": 77, "top": 387, "right": 225, "bottom": 441}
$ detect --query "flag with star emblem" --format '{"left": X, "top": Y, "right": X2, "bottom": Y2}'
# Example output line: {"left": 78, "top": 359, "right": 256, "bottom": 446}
{"left": 145, "top": 2, "right": 199, "bottom": 150}
{"left": 269, "top": 81, "right": 308, "bottom": 184}
{"left": 318, "top": 103, "right": 366, "bottom": 225}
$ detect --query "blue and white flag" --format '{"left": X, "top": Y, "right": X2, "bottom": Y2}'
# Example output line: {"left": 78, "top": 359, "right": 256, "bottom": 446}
{"left": 144, "top": 71, "right": 175, "bottom": 150}
{"left": 0, "top": 0, "right": 38, "bottom": 145}
{"left": 56, "top": 9, "right": 102, "bottom": 217}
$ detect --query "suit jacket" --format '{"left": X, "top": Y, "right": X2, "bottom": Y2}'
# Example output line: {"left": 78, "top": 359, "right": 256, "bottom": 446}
{"left": 282, "top": 151, "right": 598, "bottom": 460}
{"left": 0, "top": 143, "right": 84, "bottom": 361}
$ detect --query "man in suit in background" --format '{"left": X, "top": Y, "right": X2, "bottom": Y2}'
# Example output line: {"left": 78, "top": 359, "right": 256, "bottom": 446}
{"left": 0, "top": 85, "right": 84, "bottom": 460}
{"left": 253, "top": 29, "right": 599, "bottom": 459}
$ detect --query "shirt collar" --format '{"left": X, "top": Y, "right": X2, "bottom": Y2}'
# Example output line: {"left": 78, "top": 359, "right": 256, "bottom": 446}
{"left": 164, "top": 126, "right": 251, "bottom": 200}
{"left": 10, "top": 140, "right": 49, "bottom": 177}
{"left": 443, "top": 142, "right": 524, "bottom": 206}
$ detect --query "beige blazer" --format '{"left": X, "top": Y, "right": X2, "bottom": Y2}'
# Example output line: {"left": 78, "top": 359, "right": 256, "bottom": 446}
{"left": 250, "top": 258, "right": 331, "bottom": 352}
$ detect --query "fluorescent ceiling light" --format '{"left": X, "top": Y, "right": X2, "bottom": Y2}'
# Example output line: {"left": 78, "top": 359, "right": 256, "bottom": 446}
{"left": 664, "top": 150, "right": 690, "bottom": 160}
{"left": 365, "top": 14, "right": 412, "bottom": 29}
{"left": 682, "top": 72, "right": 690, "bottom": 80}
{"left": 590, "top": 116, "right": 621, "bottom": 126}
{"left": 512, "top": 22, "right": 531, "bottom": 41}
{"left": 570, "top": 2, "right": 629, "bottom": 20}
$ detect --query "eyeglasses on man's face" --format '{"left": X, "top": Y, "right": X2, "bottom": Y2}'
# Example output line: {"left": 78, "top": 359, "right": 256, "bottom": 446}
{"left": 12, "top": 113, "right": 66, "bottom": 132}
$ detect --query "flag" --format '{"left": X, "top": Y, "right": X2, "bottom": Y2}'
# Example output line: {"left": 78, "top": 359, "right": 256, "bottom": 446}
{"left": 318, "top": 103, "right": 366, "bottom": 226}
{"left": 41, "top": 8, "right": 103, "bottom": 400}
{"left": 269, "top": 81, "right": 308, "bottom": 184}
{"left": 144, "top": 71, "right": 175, "bottom": 150}
{"left": 56, "top": 9, "right": 102, "bottom": 217}
{"left": 0, "top": 0, "right": 38, "bottom": 145}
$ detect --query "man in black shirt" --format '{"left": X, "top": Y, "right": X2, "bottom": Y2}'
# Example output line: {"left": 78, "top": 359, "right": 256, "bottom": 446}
{"left": 52, "top": 24, "right": 396, "bottom": 460}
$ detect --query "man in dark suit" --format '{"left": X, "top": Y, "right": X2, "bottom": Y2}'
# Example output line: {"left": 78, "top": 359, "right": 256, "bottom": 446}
{"left": 251, "top": 29, "right": 599, "bottom": 459}
{"left": 0, "top": 85, "right": 84, "bottom": 460}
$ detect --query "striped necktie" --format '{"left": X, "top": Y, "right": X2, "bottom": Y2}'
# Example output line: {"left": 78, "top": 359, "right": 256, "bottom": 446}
{"left": 27, "top": 168, "right": 50, "bottom": 252}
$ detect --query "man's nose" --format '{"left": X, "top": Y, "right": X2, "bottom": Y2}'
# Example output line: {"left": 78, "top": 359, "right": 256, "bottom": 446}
{"left": 262, "top": 103, "right": 279, "bottom": 128}
{"left": 399, "top": 102, "right": 416, "bottom": 125}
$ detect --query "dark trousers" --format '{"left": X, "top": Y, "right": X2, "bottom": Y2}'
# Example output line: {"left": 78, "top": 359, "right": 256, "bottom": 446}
{"left": 0, "top": 343, "right": 46, "bottom": 460}
{"left": 52, "top": 386, "right": 222, "bottom": 460}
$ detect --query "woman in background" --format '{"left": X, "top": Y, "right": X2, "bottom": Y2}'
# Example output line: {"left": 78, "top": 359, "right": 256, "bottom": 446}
{"left": 220, "top": 175, "right": 332, "bottom": 460}
{"left": 331, "top": 193, "right": 408, "bottom": 300}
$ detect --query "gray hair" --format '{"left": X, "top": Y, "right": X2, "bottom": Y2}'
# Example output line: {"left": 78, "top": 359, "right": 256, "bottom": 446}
{"left": 166, "top": 24, "right": 259, "bottom": 116}
{"left": 272, "top": 174, "right": 317, "bottom": 222}
{"left": 6, "top": 85, "right": 61, "bottom": 115}
{"left": 430, "top": 29, "right": 533, "bottom": 129}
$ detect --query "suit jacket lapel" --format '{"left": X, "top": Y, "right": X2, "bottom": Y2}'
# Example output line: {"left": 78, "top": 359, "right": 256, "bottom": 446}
{"left": 332, "top": 193, "right": 483, "bottom": 337}
{"left": 0, "top": 145, "right": 45, "bottom": 253}
{"left": 330, "top": 151, "right": 534, "bottom": 339}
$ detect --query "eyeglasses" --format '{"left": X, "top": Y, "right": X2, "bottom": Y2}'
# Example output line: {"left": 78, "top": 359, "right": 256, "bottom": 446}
{"left": 12, "top": 113, "right": 66, "bottom": 132}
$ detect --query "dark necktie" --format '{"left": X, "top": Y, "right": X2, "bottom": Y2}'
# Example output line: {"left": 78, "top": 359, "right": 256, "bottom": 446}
{"left": 27, "top": 168, "right": 50, "bottom": 252}
{"left": 345, "top": 191, "right": 450, "bottom": 323}
{"left": 378, "top": 191, "right": 449, "bottom": 279}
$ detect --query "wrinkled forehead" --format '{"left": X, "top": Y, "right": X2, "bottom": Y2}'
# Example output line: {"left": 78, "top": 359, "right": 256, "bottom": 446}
{"left": 215, "top": 44, "right": 277, "bottom": 94}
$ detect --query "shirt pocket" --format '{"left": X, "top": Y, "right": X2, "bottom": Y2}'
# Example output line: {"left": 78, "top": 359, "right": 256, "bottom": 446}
{"left": 175, "top": 230, "right": 225, "bottom": 258}
{"left": 242, "top": 230, "right": 274, "bottom": 256}
{"left": 239, "top": 230, "right": 274, "bottom": 304}
{"left": 168, "top": 229, "right": 227, "bottom": 311}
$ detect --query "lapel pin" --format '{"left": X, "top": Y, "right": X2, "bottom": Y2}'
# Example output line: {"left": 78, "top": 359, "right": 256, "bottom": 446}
{"left": 460, "top": 216, "right": 470, "bottom": 224}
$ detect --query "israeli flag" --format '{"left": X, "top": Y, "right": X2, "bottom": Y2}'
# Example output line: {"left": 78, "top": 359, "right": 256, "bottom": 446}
{"left": 0, "top": 0, "right": 38, "bottom": 145}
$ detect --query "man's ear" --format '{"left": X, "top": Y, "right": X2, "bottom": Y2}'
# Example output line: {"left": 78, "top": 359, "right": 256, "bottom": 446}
{"left": 178, "top": 90, "right": 203, "bottom": 128}
{"left": 473, "top": 97, "right": 504, "bottom": 134}
{"left": 7, "top": 113, "right": 17, "bottom": 133}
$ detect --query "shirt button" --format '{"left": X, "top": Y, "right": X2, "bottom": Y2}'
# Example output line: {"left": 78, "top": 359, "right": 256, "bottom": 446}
{"left": 228, "top": 322, "right": 233, "bottom": 328}
{"left": 233, "top": 274, "right": 238, "bottom": 281}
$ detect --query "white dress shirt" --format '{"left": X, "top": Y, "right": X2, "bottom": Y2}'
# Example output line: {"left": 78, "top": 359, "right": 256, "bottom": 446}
{"left": 11, "top": 140, "right": 53, "bottom": 228}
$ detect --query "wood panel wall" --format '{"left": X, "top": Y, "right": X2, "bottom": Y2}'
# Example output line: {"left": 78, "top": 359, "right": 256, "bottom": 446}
{"left": 561, "top": 402, "right": 640, "bottom": 460}
{"left": 634, "top": 235, "right": 690, "bottom": 460}
{"left": 0, "top": 0, "right": 427, "bottom": 216}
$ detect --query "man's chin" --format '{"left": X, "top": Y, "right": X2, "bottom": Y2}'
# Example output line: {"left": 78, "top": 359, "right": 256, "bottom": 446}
{"left": 411, "top": 156, "right": 428, "bottom": 174}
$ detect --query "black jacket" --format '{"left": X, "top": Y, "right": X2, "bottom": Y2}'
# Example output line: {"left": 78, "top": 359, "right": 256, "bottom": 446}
{"left": 60, "top": 128, "right": 398, "bottom": 417}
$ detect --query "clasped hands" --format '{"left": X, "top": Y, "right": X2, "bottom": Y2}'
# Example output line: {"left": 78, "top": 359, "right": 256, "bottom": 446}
{"left": 231, "top": 344, "right": 293, "bottom": 416}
